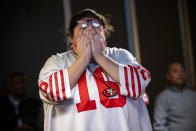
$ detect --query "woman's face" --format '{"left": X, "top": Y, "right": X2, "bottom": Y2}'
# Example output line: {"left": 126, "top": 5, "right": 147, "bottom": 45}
{"left": 70, "top": 17, "right": 105, "bottom": 46}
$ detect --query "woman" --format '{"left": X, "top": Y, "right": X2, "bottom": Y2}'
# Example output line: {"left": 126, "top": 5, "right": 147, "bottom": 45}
{"left": 38, "top": 9, "right": 152, "bottom": 131}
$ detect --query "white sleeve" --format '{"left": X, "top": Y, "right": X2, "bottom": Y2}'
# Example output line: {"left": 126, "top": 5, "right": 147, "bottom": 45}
{"left": 38, "top": 56, "right": 72, "bottom": 104}
{"left": 118, "top": 48, "right": 151, "bottom": 99}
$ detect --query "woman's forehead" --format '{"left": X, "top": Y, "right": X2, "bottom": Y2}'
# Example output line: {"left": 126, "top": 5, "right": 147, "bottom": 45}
{"left": 79, "top": 17, "right": 98, "bottom": 21}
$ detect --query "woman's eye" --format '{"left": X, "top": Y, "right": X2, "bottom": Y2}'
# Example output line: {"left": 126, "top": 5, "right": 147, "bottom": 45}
{"left": 92, "top": 22, "right": 100, "bottom": 27}
{"left": 81, "top": 23, "right": 87, "bottom": 28}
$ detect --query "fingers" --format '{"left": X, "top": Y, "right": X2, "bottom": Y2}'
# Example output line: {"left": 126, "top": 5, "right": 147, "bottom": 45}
{"left": 83, "top": 29, "right": 91, "bottom": 45}
{"left": 78, "top": 28, "right": 84, "bottom": 43}
{"left": 78, "top": 28, "right": 91, "bottom": 46}
{"left": 89, "top": 26, "right": 104, "bottom": 40}
{"left": 77, "top": 26, "right": 105, "bottom": 48}
{"left": 90, "top": 27, "right": 97, "bottom": 38}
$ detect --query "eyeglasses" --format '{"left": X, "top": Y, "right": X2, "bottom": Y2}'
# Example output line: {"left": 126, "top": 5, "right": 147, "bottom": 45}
{"left": 77, "top": 20, "right": 100, "bottom": 28}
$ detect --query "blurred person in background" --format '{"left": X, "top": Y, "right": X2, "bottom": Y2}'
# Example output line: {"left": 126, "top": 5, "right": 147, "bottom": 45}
{"left": 0, "top": 72, "right": 43, "bottom": 131}
{"left": 38, "top": 9, "right": 152, "bottom": 131}
{"left": 153, "top": 62, "right": 196, "bottom": 131}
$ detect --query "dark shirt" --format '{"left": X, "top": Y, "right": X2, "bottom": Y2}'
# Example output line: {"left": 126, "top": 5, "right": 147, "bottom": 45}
{"left": 0, "top": 95, "right": 43, "bottom": 131}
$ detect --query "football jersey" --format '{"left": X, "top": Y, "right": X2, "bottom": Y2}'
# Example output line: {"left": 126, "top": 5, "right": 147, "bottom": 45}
{"left": 38, "top": 47, "right": 152, "bottom": 131}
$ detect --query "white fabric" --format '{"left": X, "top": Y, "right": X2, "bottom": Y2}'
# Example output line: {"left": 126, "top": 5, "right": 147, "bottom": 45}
{"left": 38, "top": 47, "right": 152, "bottom": 131}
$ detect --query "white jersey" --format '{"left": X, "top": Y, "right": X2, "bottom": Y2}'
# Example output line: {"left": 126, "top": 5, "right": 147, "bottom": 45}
{"left": 38, "top": 47, "right": 152, "bottom": 131}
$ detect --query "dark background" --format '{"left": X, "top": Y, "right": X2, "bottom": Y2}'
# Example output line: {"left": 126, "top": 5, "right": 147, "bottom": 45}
{"left": 135, "top": 0, "right": 184, "bottom": 120}
{"left": 2, "top": 0, "right": 195, "bottom": 123}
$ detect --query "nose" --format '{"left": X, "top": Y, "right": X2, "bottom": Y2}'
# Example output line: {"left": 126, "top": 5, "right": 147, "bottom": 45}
{"left": 85, "top": 22, "right": 93, "bottom": 30}
{"left": 86, "top": 20, "right": 93, "bottom": 27}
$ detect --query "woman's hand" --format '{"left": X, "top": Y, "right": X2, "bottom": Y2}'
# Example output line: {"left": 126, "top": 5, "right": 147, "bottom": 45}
{"left": 68, "top": 27, "right": 92, "bottom": 89}
{"left": 72, "top": 28, "right": 92, "bottom": 61}
{"left": 90, "top": 26, "right": 106, "bottom": 61}
{"left": 89, "top": 27, "right": 120, "bottom": 84}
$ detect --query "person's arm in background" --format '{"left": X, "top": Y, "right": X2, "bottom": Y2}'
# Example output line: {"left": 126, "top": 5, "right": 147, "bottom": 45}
{"left": 153, "top": 93, "right": 169, "bottom": 131}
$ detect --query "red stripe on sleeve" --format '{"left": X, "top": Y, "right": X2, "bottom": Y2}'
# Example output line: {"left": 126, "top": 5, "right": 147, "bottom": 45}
{"left": 54, "top": 72, "right": 61, "bottom": 101}
{"left": 39, "top": 81, "right": 48, "bottom": 93}
{"left": 134, "top": 67, "right": 141, "bottom": 97}
{"left": 124, "top": 66, "right": 130, "bottom": 96}
{"left": 140, "top": 69, "right": 151, "bottom": 80}
{"left": 128, "top": 65, "right": 136, "bottom": 98}
{"left": 60, "top": 70, "right": 66, "bottom": 100}
{"left": 49, "top": 74, "right": 55, "bottom": 101}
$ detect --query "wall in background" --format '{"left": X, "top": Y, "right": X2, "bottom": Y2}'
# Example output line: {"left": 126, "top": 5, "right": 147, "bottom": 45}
{"left": 188, "top": 0, "right": 196, "bottom": 81}
{"left": 135, "top": 0, "right": 184, "bottom": 120}
{"left": 2, "top": 0, "right": 65, "bottom": 100}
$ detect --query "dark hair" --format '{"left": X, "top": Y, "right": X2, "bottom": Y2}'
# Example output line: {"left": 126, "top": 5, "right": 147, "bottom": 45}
{"left": 67, "top": 9, "right": 114, "bottom": 40}
{"left": 167, "top": 62, "right": 184, "bottom": 73}
{"left": 7, "top": 72, "right": 27, "bottom": 83}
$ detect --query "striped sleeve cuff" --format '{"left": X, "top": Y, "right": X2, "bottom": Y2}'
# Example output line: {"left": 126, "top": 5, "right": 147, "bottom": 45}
{"left": 39, "top": 69, "right": 73, "bottom": 103}
{"left": 119, "top": 64, "right": 151, "bottom": 99}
